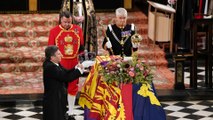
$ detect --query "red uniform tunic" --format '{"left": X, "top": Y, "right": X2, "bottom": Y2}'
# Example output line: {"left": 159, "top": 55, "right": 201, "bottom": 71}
{"left": 48, "top": 24, "right": 84, "bottom": 95}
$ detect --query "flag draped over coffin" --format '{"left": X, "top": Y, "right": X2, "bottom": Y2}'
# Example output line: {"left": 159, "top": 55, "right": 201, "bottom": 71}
{"left": 79, "top": 56, "right": 166, "bottom": 120}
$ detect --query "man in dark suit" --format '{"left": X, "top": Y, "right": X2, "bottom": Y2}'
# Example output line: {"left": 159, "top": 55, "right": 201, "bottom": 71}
{"left": 42, "top": 45, "right": 83, "bottom": 120}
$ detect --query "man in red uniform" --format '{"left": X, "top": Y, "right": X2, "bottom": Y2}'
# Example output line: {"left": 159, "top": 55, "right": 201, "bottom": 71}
{"left": 48, "top": 10, "right": 84, "bottom": 120}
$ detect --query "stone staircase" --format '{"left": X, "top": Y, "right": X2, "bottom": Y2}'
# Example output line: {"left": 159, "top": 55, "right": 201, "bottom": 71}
{"left": 0, "top": 11, "right": 174, "bottom": 95}
{"left": 0, "top": 14, "right": 59, "bottom": 94}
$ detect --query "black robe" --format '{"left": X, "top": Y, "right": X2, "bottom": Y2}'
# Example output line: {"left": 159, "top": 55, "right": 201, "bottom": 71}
{"left": 42, "top": 60, "right": 81, "bottom": 120}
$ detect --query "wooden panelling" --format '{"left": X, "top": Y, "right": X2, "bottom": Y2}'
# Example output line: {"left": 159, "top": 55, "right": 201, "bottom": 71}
{"left": 29, "top": 0, "right": 37, "bottom": 11}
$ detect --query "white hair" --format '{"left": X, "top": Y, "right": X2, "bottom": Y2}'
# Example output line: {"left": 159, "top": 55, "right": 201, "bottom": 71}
{"left": 115, "top": 8, "right": 127, "bottom": 17}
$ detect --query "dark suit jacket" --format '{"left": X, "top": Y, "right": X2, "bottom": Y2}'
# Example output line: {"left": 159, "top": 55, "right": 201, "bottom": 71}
{"left": 42, "top": 60, "right": 81, "bottom": 120}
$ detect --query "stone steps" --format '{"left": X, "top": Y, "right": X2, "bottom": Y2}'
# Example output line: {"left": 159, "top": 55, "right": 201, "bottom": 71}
{"left": 0, "top": 45, "right": 164, "bottom": 61}
{"left": 0, "top": 12, "right": 147, "bottom": 28}
{"left": 0, "top": 62, "right": 42, "bottom": 73}
{"left": 0, "top": 14, "right": 58, "bottom": 28}
{"left": 0, "top": 26, "right": 50, "bottom": 38}
{"left": 0, "top": 72, "right": 43, "bottom": 94}
{"left": 0, "top": 47, "right": 45, "bottom": 63}
{"left": 0, "top": 36, "right": 48, "bottom": 48}
{"left": 0, "top": 26, "right": 148, "bottom": 38}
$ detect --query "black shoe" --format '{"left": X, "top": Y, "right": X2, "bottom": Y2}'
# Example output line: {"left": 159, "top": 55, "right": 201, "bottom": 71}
{"left": 67, "top": 115, "right": 76, "bottom": 120}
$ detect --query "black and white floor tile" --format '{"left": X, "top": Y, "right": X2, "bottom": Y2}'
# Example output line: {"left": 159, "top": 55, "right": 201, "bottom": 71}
{"left": 0, "top": 105, "right": 84, "bottom": 120}
{"left": 1, "top": 100, "right": 213, "bottom": 120}
{"left": 1, "top": 67, "right": 212, "bottom": 120}
{"left": 162, "top": 100, "right": 213, "bottom": 120}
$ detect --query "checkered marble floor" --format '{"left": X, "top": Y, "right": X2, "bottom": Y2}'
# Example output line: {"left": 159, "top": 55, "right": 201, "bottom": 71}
{"left": 0, "top": 100, "right": 213, "bottom": 120}
{"left": 1, "top": 67, "right": 212, "bottom": 120}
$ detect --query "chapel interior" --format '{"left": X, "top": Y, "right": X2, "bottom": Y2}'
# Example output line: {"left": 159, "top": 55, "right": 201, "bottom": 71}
{"left": 0, "top": 0, "right": 212, "bottom": 120}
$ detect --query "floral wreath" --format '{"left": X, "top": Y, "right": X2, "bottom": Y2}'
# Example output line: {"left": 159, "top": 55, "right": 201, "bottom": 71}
{"left": 99, "top": 53, "right": 153, "bottom": 86}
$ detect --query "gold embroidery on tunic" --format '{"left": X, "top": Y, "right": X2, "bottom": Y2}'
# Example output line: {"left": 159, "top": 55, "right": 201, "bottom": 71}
{"left": 65, "top": 44, "right": 73, "bottom": 55}
{"left": 65, "top": 35, "right": 72, "bottom": 42}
